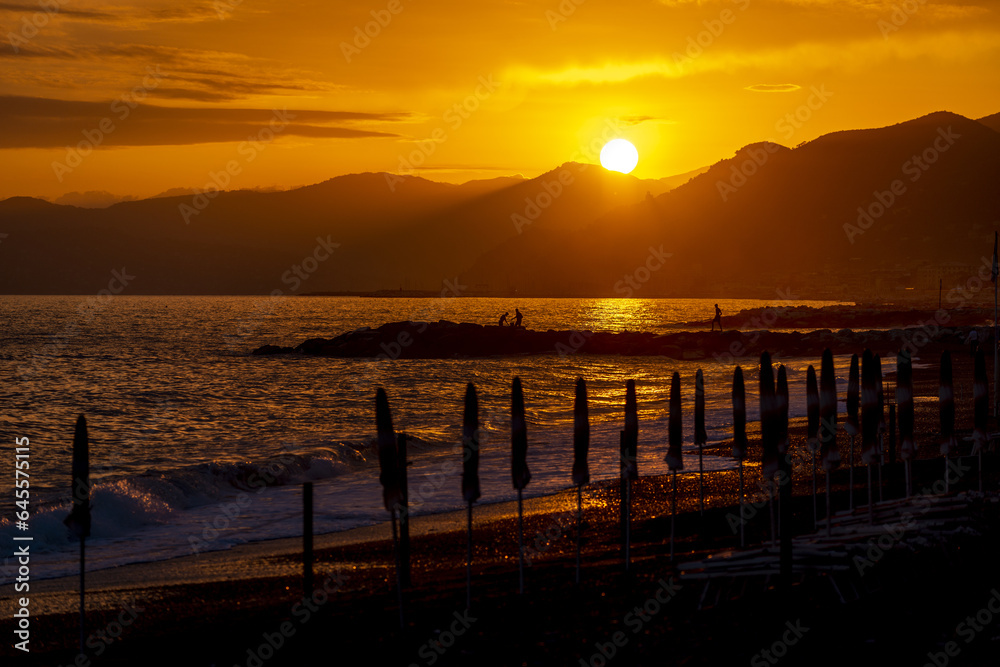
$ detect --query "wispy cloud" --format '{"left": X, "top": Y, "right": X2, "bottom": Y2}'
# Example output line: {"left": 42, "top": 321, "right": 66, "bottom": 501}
{"left": 507, "top": 29, "right": 1000, "bottom": 86}
{"left": 0, "top": 96, "right": 407, "bottom": 148}
{"left": 618, "top": 115, "right": 677, "bottom": 125}
{"left": 0, "top": 2, "right": 115, "bottom": 19}
{"left": 745, "top": 83, "right": 801, "bottom": 92}
{"left": 0, "top": 1, "right": 251, "bottom": 26}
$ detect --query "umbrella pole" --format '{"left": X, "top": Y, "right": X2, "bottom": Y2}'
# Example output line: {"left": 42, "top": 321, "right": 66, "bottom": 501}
{"left": 79, "top": 536, "right": 85, "bottom": 653}
{"left": 738, "top": 462, "right": 745, "bottom": 548}
{"left": 391, "top": 509, "right": 404, "bottom": 629}
{"left": 517, "top": 488, "right": 524, "bottom": 595}
{"left": 867, "top": 464, "right": 874, "bottom": 526}
{"left": 811, "top": 451, "right": 818, "bottom": 530}
{"left": 848, "top": 436, "right": 855, "bottom": 511}
{"left": 575, "top": 485, "right": 582, "bottom": 584}
{"left": 877, "top": 437, "right": 884, "bottom": 503}
{"left": 825, "top": 473, "right": 832, "bottom": 538}
{"left": 979, "top": 450, "right": 984, "bottom": 494}
{"left": 466, "top": 502, "right": 473, "bottom": 611}
{"left": 625, "top": 478, "right": 631, "bottom": 572}
{"left": 944, "top": 454, "right": 949, "bottom": 494}
{"left": 768, "top": 476, "right": 776, "bottom": 548}
{"left": 905, "top": 459, "right": 911, "bottom": 498}
{"left": 699, "top": 445, "right": 704, "bottom": 515}
{"left": 670, "top": 471, "right": 677, "bottom": 560}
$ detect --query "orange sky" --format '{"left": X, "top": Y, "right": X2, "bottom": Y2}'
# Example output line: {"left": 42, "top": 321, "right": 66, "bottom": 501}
{"left": 1, "top": 0, "right": 999, "bottom": 202}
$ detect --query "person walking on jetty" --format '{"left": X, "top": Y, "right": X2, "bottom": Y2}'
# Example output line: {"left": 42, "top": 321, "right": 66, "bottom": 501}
{"left": 499, "top": 311, "right": 509, "bottom": 327}
{"left": 711, "top": 304, "right": 723, "bottom": 332}
{"left": 969, "top": 328, "right": 979, "bottom": 356}
{"left": 513, "top": 308, "right": 523, "bottom": 328}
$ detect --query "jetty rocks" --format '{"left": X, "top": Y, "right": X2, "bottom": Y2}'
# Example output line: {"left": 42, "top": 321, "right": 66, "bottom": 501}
{"left": 252, "top": 319, "right": 975, "bottom": 360}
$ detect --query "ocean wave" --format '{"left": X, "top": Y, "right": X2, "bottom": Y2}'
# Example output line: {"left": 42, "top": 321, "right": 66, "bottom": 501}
{"left": 0, "top": 444, "right": 370, "bottom": 560}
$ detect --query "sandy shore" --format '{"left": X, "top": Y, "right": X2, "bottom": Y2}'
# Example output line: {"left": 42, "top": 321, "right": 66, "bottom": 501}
{"left": 4, "top": 346, "right": 1000, "bottom": 666}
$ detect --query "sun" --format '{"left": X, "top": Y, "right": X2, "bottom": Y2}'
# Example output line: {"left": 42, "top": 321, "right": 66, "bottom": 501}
{"left": 600, "top": 139, "right": 639, "bottom": 174}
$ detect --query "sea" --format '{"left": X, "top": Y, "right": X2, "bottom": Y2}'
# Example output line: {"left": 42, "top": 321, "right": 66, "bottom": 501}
{"left": 0, "top": 295, "right": 861, "bottom": 581}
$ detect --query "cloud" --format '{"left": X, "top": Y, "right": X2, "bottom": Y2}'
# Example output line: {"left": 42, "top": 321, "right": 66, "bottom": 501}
{"left": 0, "top": 2, "right": 115, "bottom": 19}
{"left": 507, "top": 29, "right": 1000, "bottom": 86}
{"left": 745, "top": 83, "right": 802, "bottom": 92}
{"left": 0, "top": 96, "right": 407, "bottom": 148}
{"left": 0, "top": 41, "right": 340, "bottom": 103}
{"left": 0, "top": 1, "right": 248, "bottom": 26}
{"left": 618, "top": 115, "right": 676, "bottom": 125}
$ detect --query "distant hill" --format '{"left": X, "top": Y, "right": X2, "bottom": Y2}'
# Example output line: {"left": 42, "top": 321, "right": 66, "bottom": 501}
{"left": 0, "top": 164, "right": 680, "bottom": 294}
{"left": 977, "top": 112, "right": 1000, "bottom": 133}
{"left": 461, "top": 111, "right": 1000, "bottom": 300}
{"left": 2, "top": 111, "right": 997, "bottom": 299}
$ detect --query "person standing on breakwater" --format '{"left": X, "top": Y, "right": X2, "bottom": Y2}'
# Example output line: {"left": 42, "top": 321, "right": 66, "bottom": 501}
{"left": 513, "top": 308, "right": 523, "bottom": 328}
{"left": 711, "top": 304, "right": 723, "bottom": 332}
{"left": 499, "top": 311, "right": 509, "bottom": 327}
{"left": 969, "top": 328, "right": 979, "bottom": 356}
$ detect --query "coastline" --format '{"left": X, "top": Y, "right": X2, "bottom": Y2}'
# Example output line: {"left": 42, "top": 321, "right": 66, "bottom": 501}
{"left": 5, "top": 337, "right": 1000, "bottom": 664}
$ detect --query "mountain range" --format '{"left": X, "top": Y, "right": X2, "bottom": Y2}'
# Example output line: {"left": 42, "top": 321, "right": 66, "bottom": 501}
{"left": 2, "top": 111, "right": 998, "bottom": 300}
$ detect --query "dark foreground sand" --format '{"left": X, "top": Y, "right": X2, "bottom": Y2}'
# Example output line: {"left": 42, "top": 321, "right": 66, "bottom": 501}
{"left": 5, "top": 350, "right": 1000, "bottom": 666}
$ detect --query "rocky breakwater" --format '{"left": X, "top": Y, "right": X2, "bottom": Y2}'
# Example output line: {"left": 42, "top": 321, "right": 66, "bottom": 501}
{"left": 252, "top": 320, "right": 975, "bottom": 360}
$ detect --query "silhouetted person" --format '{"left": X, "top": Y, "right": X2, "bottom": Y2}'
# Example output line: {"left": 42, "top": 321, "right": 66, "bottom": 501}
{"left": 513, "top": 308, "right": 523, "bottom": 328}
{"left": 499, "top": 311, "right": 509, "bottom": 327}
{"left": 711, "top": 304, "right": 723, "bottom": 331}
{"left": 969, "top": 328, "right": 979, "bottom": 357}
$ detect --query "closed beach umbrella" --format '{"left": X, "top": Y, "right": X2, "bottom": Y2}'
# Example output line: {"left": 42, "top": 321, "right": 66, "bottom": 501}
{"left": 759, "top": 352, "right": 779, "bottom": 479}
{"left": 845, "top": 354, "right": 860, "bottom": 438}
{"left": 462, "top": 383, "right": 480, "bottom": 609}
{"left": 511, "top": 376, "right": 530, "bottom": 594}
{"left": 462, "top": 383, "right": 481, "bottom": 503}
{"left": 732, "top": 366, "right": 748, "bottom": 547}
{"left": 759, "top": 353, "right": 778, "bottom": 546}
{"left": 64, "top": 414, "right": 90, "bottom": 653}
{"left": 897, "top": 350, "right": 915, "bottom": 497}
{"left": 940, "top": 351, "right": 956, "bottom": 456}
{"left": 624, "top": 379, "right": 639, "bottom": 480}
{"left": 375, "top": 389, "right": 405, "bottom": 625}
{"left": 940, "top": 351, "right": 956, "bottom": 493}
{"left": 974, "top": 349, "right": 988, "bottom": 493}
{"left": 622, "top": 379, "right": 639, "bottom": 569}
{"left": 511, "top": 377, "right": 531, "bottom": 490}
{"left": 65, "top": 415, "right": 91, "bottom": 540}
{"left": 807, "top": 365, "right": 819, "bottom": 527}
{"left": 732, "top": 366, "right": 748, "bottom": 461}
{"left": 667, "top": 371, "right": 682, "bottom": 558}
{"left": 695, "top": 369, "right": 707, "bottom": 513}
{"left": 666, "top": 372, "right": 683, "bottom": 471}
{"left": 875, "top": 354, "right": 886, "bottom": 438}
{"left": 845, "top": 353, "right": 860, "bottom": 510}
{"left": 819, "top": 349, "right": 840, "bottom": 470}
{"left": 974, "top": 349, "right": 989, "bottom": 453}
{"left": 861, "top": 350, "right": 878, "bottom": 465}
{"left": 375, "top": 388, "right": 401, "bottom": 512}
{"left": 819, "top": 349, "right": 839, "bottom": 535}
{"left": 896, "top": 351, "right": 915, "bottom": 460}
{"left": 695, "top": 369, "right": 707, "bottom": 446}
{"left": 776, "top": 365, "right": 790, "bottom": 456}
{"left": 806, "top": 366, "right": 819, "bottom": 450}
{"left": 572, "top": 378, "right": 590, "bottom": 487}
{"left": 572, "top": 377, "right": 589, "bottom": 582}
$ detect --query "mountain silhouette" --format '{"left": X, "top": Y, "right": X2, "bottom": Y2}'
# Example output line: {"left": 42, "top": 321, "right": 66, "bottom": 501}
{"left": 0, "top": 166, "right": 685, "bottom": 294}
{"left": 1, "top": 110, "right": 996, "bottom": 298}
{"left": 461, "top": 111, "right": 1000, "bottom": 299}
